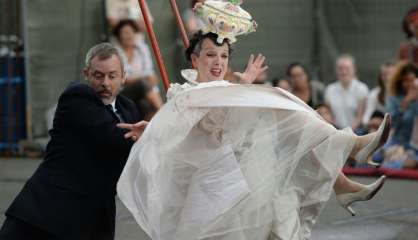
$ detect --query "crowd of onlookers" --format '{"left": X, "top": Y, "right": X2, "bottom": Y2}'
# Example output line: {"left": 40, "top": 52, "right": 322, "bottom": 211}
{"left": 102, "top": 0, "right": 418, "bottom": 170}
{"left": 274, "top": 57, "right": 418, "bottom": 170}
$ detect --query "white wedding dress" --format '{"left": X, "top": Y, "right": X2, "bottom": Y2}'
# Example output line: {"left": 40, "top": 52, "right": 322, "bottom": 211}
{"left": 117, "top": 76, "right": 355, "bottom": 240}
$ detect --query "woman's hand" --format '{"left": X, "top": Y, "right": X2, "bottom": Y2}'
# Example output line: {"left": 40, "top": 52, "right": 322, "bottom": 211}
{"left": 401, "top": 79, "right": 418, "bottom": 111}
{"left": 405, "top": 79, "right": 418, "bottom": 101}
{"left": 234, "top": 54, "right": 268, "bottom": 84}
{"left": 117, "top": 121, "right": 149, "bottom": 141}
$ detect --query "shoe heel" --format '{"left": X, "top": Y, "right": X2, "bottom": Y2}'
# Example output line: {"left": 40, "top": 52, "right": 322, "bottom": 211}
{"left": 345, "top": 205, "right": 356, "bottom": 216}
{"left": 367, "top": 158, "right": 381, "bottom": 167}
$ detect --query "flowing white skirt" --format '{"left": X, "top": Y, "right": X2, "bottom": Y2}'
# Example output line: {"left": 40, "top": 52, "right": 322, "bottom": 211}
{"left": 117, "top": 82, "right": 355, "bottom": 240}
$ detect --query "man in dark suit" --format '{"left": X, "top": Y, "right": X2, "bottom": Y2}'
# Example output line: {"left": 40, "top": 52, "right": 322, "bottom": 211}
{"left": 0, "top": 43, "right": 147, "bottom": 240}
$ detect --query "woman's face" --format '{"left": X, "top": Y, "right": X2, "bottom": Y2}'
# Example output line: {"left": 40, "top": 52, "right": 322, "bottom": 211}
{"left": 192, "top": 38, "right": 229, "bottom": 82}
{"left": 289, "top": 65, "right": 309, "bottom": 89}
{"left": 119, "top": 24, "right": 136, "bottom": 47}
{"left": 401, "top": 72, "right": 418, "bottom": 92}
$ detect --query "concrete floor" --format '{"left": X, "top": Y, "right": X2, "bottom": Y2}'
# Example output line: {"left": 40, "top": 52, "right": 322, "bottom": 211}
{"left": 1, "top": 158, "right": 417, "bottom": 240}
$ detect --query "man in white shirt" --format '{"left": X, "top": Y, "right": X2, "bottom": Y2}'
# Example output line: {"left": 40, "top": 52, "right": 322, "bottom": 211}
{"left": 325, "top": 54, "right": 369, "bottom": 130}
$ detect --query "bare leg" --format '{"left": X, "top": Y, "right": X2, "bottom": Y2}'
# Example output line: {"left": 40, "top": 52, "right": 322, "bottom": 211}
{"left": 333, "top": 172, "right": 363, "bottom": 195}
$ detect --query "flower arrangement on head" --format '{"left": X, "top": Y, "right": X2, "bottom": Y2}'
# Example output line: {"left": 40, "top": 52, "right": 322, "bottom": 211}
{"left": 194, "top": 0, "right": 257, "bottom": 43}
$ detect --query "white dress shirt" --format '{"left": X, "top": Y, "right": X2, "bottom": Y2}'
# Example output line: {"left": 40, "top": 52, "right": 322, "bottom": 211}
{"left": 325, "top": 79, "right": 369, "bottom": 129}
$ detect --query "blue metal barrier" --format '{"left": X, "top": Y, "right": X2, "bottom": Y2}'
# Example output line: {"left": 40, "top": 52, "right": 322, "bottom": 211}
{"left": 0, "top": 56, "right": 26, "bottom": 153}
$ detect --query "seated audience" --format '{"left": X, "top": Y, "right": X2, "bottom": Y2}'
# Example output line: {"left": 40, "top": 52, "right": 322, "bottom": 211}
{"left": 371, "top": 62, "right": 418, "bottom": 169}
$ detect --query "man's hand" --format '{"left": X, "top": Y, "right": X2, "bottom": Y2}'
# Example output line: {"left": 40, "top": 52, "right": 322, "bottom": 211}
{"left": 234, "top": 54, "right": 268, "bottom": 84}
{"left": 117, "top": 121, "right": 148, "bottom": 142}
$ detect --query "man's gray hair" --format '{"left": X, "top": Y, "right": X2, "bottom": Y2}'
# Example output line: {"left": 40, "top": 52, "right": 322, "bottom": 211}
{"left": 85, "top": 42, "right": 125, "bottom": 71}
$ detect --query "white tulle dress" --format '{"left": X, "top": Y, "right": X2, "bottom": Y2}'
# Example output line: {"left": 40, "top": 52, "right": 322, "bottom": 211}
{"left": 117, "top": 75, "right": 356, "bottom": 240}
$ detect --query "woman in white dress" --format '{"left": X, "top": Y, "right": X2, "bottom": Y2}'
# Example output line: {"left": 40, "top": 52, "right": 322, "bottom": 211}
{"left": 117, "top": 30, "right": 390, "bottom": 240}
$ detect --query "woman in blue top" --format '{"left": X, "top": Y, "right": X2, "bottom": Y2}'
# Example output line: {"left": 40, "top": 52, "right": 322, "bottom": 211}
{"left": 380, "top": 62, "right": 418, "bottom": 168}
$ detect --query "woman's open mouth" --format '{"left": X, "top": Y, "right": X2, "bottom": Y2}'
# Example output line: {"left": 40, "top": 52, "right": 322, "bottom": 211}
{"left": 210, "top": 69, "right": 222, "bottom": 77}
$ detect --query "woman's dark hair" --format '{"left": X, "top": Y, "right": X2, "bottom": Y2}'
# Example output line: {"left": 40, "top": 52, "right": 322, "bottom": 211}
{"left": 185, "top": 31, "right": 232, "bottom": 62}
{"left": 370, "top": 110, "right": 385, "bottom": 120}
{"left": 402, "top": 7, "right": 418, "bottom": 38}
{"left": 399, "top": 63, "right": 418, "bottom": 95}
{"left": 389, "top": 62, "right": 418, "bottom": 96}
{"left": 112, "top": 19, "right": 140, "bottom": 40}
{"left": 285, "top": 62, "right": 310, "bottom": 81}
{"left": 377, "top": 61, "right": 394, "bottom": 105}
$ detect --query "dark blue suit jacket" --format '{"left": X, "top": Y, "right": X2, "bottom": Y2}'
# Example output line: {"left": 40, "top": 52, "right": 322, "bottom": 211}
{"left": 6, "top": 82, "right": 141, "bottom": 239}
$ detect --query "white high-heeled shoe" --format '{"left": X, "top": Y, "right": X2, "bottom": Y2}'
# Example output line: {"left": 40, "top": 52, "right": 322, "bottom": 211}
{"left": 354, "top": 113, "right": 391, "bottom": 166}
{"left": 336, "top": 175, "right": 386, "bottom": 216}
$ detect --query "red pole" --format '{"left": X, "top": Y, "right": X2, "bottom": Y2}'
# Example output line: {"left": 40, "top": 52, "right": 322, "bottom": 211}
{"left": 169, "top": 0, "right": 189, "bottom": 49}
{"left": 137, "top": 0, "right": 170, "bottom": 92}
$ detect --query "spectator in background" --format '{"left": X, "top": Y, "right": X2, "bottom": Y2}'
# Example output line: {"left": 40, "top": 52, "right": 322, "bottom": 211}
{"left": 272, "top": 77, "right": 291, "bottom": 91}
{"left": 365, "top": 111, "right": 385, "bottom": 134}
{"left": 386, "top": 61, "right": 418, "bottom": 150}
{"left": 113, "top": 20, "right": 158, "bottom": 88}
{"left": 121, "top": 80, "right": 162, "bottom": 121}
{"left": 362, "top": 61, "right": 395, "bottom": 125}
{"left": 372, "top": 61, "right": 418, "bottom": 169}
{"left": 286, "top": 62, "right": 324, "bottom": 107}
{"left": 105, "top": 0, "right": 153, "bottom": 33}
{"left": 399, "top": 6, "right": 418, "bottom": 66}
{"left": 316, "top": 103, "right": 335, "bottom": 126}
{"left": 183, "top": 0, "right": 206, "bottom": 35}
{"left": 325, "top": 54, "right": 369, "bottom": 131}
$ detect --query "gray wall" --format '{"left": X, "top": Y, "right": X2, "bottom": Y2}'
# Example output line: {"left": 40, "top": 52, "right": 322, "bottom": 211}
{"left": 24, "top": 0, "right": 107, "bottom": 136}
{"left": 317, "top": 0, "right": 417, "bottom": 84}
{"left": 22, "top": 0, "right": 417, "bottom": 137}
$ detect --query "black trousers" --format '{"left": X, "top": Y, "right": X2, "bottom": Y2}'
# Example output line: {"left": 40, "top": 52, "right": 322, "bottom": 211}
{"left": 0, "top": 213, "right": 115, "bottom": 240}
{"left": 0, "top": 216, "right": 58, "bottom": 240}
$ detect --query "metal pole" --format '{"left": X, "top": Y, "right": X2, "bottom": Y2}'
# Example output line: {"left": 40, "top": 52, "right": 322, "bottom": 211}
{"left": 169, "top": 0, "right": 189, "bottom": 49}
{"left": 6, "top": 0, "right": 14, "bottom": 154}
{"left": 21, "top": 0, "right": 32, "bottom": 141}
{"left": 137, "top": 0, "right": 170, "bottom": 92}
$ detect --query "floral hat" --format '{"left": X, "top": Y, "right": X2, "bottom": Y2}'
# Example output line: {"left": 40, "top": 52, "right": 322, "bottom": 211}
{"left": 194, "top": 0, "right": 257, "bottom": 43}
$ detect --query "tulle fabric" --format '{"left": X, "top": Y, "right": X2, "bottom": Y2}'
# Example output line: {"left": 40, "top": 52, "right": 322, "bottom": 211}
{"left": 117, "top": 82, "right": 355, "bottom": 240}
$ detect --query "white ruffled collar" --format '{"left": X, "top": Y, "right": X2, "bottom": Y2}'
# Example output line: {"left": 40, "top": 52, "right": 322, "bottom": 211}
{"left": 166, "top": 69, "right": 231, "bottom": 100}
